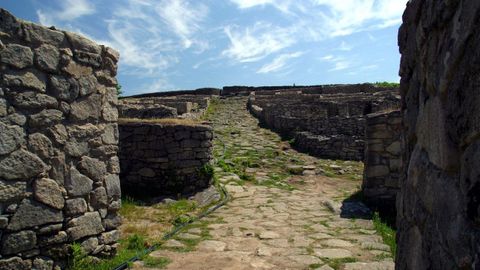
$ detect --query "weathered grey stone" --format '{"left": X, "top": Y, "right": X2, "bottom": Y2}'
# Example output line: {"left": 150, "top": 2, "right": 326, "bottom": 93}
{"left": 67, "top": 212, "right": 104, "bottom": 241}
{"left": 78, "top": 74, "right": 98, "bottom": 96}
{"left": 65, "top": 198, "right": 88, "bottom": 216}
{"left": 81, "top": 237, "right": 99, "bottom": 254}
{"left": 101, "top": 124, "right": 118, "bottom": 145}
{"left": 49, "top": 153, "right": 66, "bottom": 185}
{"left": 12, "top": 91, "right": 57, "bottom": 109}
{"left": 365, "top": 165, "right": 389, "bottom": 178}
{"left": 0, "top": 44, "right": 33, "bottom": 69}
{"left": 34, "top": 44, "right": 60, "bottom": 72}
{"left": 99, "top": 230, "right": 119, "bottom": 245}
{"left": 102, "top": 102, "right": 118, "bottom": 122}
{"left": 47, "top": 124, "right": 68, "bottom": 145}
{"left": 70, "top": 94, "right": 102, "bottom": 121}
{"left": 49, "top": 75, "right": 79, "bottom": 102}
{"left": 65, "top": 32, "right": 102, "bottom": 54}
{"left": 28, "top": 133, "right": 54, "bottom": 159}
{"left": 29, "top": 109, "right": 63, "bottom": 127}
{"left": 90, "top": 187, "right": 108, "bottom": 208}
{"left": 1, "top": 230, "right": 36, "bottom": 255}
{"left": 34, "top": 178, "right": 64, "bottom": 210}
{"left": 32, "top": 257, "right": 54, "bottom": 270}
{"left": 7, "top": 199, "right": 63, "bottom": 231}
{"left": 108, "top": 200, "right": 121, "bottom": 212}
{"left": 62, "top": 60, "right": 93, "bottom": 79}
{"left": 38, "top": 231, "right": 67, "bottom": 246}
{"left": 0, "top": 150, "right": 46, "bottom": 180}
{"left": 3, "top": 70, "right": 46, "bottom": 92}
{"left": 0, "top": 122, "right": 25, "bottom": 155}
{"left": 23, "top": 21, "right": 65, "bottom": 46}
{"left": 103, "top": 214, "right": 121, "bottom": 230}
{"left": 386, "top": 141, "right": 401, "bottom": 155}
{"left": 105, "top": 174, "right": 121, "bottom": 198}
{"left": 78, "top": 156, "right": 107, "bottom": 182}
{"left": 0, "top": 256, "right": 32, "bottom": 270}
{"left": 66, "top": 167, "right": 93, "bottom": 197}
{"left": 65, "top": 139, "right": 89, "bottom": 157}
{"left": 1, "top": 113, "right": 27, "bottom": 126}
{"left": 0, "top": 98, "right": 7, "bottom": 116}
{"left": 37, "top": 223, "right": 63, "bottom": 235}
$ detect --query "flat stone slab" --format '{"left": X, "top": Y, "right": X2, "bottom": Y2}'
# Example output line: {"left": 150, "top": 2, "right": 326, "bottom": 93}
{"left": 163, "top": 239, "right": 185, "bottom": 248}
{"left": 343, "top": 261, "right": 395, "bottom": 270}
{"left": 197, "top": 240, "right": 226, "bottom": 252}
{"left": 314, "top": 248, "right": 353, "bottom": 259}
{"left": 258, "top": 231, "right": 280, "bottom": 239}
{"left": 320, "top": 239, "right": 354, "bottom": 248}
{"left": 287, "top": 255, "right": 323, "bottom": 265}
{"left": 177, "top": 233, "right": 201, "bottom": 240}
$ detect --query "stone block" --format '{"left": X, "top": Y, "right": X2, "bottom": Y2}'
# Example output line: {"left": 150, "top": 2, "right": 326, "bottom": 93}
{"left": 7, "top": 199, "right": 63, "bottom": 231}
{"left": 0, "top": 122, "right": 25, "bottom": 155}
{"left": 0, "top": 44, "right": 33, "bottom": 69}
{"left": 29, "top": 109, "right": 64, "bottom": 127}
{"left": 3, "top": 70, "right": 46, "bottom": 92}
{"left": 105, "top": 174, "right": 121, "bottom": 198}
{"left": 67, "top": 212, "right": 104, "bottom": 241}
{"left": 28, "top": 133, "right": 54, "bottom": 159}
{"left": 0, "top": 256, "right": 32, "bottom": 270}
{"left": 1, "top": 230, "right": 36, "bottom": 255}
{"left": 366, "top": 165, "right": 389, "bottom": 178}
{"left": 78, "top": 156, "right": 107, "bottom": 182}
{"left": 0, "top": 150, "right": 46, "bottom": 180}
{"left": 99, "top": 230, "right": 119, "bottom": 245}
{"left": 66, "top": 167, "right": 93, "bottom": 197}
{"left": 38, "top": 231, "right": 67, "bottom": 246}
{"left": 65, "top": 198, "right": 88, "bottom": 216}
{"left": 33, "top": 178, "right": 65, "bottom": 210}
{"left": 34, "top": 44, "right": 60, "bottom": 72}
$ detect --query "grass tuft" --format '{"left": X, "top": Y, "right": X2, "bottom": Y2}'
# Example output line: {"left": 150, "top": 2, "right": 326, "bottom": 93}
{"left": 373, "top": 212, "right": 396, "bottom": 257}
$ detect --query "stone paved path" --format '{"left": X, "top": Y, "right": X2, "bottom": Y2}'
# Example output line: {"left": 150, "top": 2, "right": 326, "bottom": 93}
{"left": 134, "top": 97, "right": 395, "bottom": 270}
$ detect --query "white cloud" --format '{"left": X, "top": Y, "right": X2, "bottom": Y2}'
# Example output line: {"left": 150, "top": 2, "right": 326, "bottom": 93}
{"left": 37, "top": 0, "right": 95, "bottom": 26}
{"left": 155, "top": 0, "right": 208, "bottom": 49}
{"left": 338, "top": 41, "right": 352, "bottom": 51}
{"left": 229, "top": 0, "right": 293, "bottom": 13}
{"left": 329, "top": 60, "right": 350, "bottom": 72}
{"left": 257, "top": 51, "right": 303, "bottom": 74}
{"left": 135, "top": 77, "right": 175, "bottom": 94}
{"left": 222, "top": 22, "right": 296, "bottom": 63}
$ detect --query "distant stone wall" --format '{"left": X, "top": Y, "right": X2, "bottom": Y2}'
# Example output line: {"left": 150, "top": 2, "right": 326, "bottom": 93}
{"left": 248, "top": 90, "right": 400, "bottom": 161}
{"left": 119, "top": 121, "right": 213, "bottom": 197}
{"left": 0, "top": 9, "right": 120, "bottom": 269}
{"left": 118, "top": 103, "right": 178, "bottom": 119}
{"left": 362, "top": 111, "right": 402, "bottom": 211}
{"left": 397, "top": 1, "right": 480, "bottom": 269}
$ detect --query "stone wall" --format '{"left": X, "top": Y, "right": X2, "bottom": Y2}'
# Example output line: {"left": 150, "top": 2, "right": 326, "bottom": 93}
{"left": 0, "top": 9, "right": 121, "bottom": 269}
{"left": 119, "top": 121, "right": 213, "bottom": 198}
{"left": 248, "top": 90, "right": 400, "bottom": 161}
{"left": 397, "top": 1, "right": 480, "bottom": 269}
{"left": 362, "top": 110, "right": 402, "bottom": 212}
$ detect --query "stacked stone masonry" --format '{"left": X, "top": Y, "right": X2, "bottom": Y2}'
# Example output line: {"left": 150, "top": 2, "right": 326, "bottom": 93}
{"left": 119, "top": 121, "right": 213, "bottom": 198}
{"left": 248, "top": 88, "right": 400, "bottom": 161}
{"left": 397, "top": 0, "right": 480, "bottom": 269}
{"left": 0, "top": 9, "right": 121, "bottom": 269}
{"left": 362, "top": 110, "right": 402, "bottom": 212}
{"left": 118, "top": 95, "right": 215, "bottom": 120}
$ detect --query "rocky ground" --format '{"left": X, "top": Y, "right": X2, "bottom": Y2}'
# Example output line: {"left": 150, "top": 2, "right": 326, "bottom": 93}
{"left": 132, "top": 97, "right": 394, "bottom": 270}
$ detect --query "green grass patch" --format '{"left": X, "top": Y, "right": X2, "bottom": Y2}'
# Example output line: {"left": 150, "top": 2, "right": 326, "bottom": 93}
{"left": 373, "top": 81, "right": 400, "bottom": 88}
{"left": 142, "top": 256, "right": 171, "bottom": 268}
{"left": 322, "top": 257, "right": 358, "bottom": 270}
{"left": 373, "top": 212, "right": 396, "bottom": 257}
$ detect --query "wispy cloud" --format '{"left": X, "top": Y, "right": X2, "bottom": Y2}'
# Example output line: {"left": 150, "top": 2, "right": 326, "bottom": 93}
{"left": 229, "top": 0, "right": 293, "bottom": 13}
{"left": 155, "top": 0, "right": 208, "bottom": 48}
{"left": 222, "top": 22, "right": 296, "bottom": 63}
{"left": 257, "top": 51, "right": 303, "bottom": 74}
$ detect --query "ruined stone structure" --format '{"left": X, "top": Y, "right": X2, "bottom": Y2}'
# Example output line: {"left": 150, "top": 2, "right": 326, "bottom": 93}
{"left": 0, "top": 9, "right": 120, "bottom": 269}
{"left": 362, "top": 110, "right": 402, "bottom": 213}
{"left": 119, "top": 120, "right": 213, "bottom": 198}
{"left": 248, "top": 88, "right": 400, "bottom": 161}
{"left": 397, "top": 1, "right": 480, "bottom": 269}
{"left": 119, "top": 95, "right": 215, "bottom": 120}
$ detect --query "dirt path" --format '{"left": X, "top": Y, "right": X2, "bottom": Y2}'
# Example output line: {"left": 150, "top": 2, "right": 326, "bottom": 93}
{"left": 133, "top": 97, "right": 395, "bottom": 270}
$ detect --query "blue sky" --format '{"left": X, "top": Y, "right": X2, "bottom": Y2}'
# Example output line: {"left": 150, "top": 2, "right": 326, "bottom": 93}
{"left": 3, "top": 0, "right": 407, "bottom": 96}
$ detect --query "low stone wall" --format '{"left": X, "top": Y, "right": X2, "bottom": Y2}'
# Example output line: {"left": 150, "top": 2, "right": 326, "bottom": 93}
{"left": 397, "top": 1, "right": 480, "bottom": 268}
{"left": 0, "top": 9, "right": 120, "bottom": 269}
{"left": 118, "top": 103, "right": 177, "bottom": 119}
{"left": 119, "top": 121, "right": 213, "bottom": 197}
{"left": 248, "top": 90, "right": 400, "bottom": 161}
{"left": 362, "top": 111, "right": 402, "bottom": 212}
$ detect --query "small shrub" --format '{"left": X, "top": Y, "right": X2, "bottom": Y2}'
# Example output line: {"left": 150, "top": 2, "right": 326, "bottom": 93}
{"left": 127, "top": 234, "right": 147, "bottom": 250}
{"left": 143, "top": 256, "right": 171, "bottom": 268}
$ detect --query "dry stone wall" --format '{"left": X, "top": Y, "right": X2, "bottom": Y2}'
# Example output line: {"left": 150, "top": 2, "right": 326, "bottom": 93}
{"left": 248, "top": 90, "right": 400, "bottom": 161}
{"left": 119, "top": 121, "right": 213, "bottom": 198}
{"left": 397, "top": 1, "right": 480, "bottom": 269}
{"left": 362, "top": 110, "right": 402, "bottom": 213}
{"left": 0, "top": 9, "right": 120, "bottom": 269}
